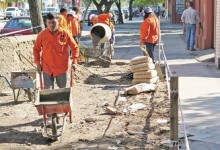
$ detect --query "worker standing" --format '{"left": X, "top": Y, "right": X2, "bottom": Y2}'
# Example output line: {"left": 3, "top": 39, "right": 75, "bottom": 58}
{"left": 33, "top": 13, "right": 79, "bottom": 89}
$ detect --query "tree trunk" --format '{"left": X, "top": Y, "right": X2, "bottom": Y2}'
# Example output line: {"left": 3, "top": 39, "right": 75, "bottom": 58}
{"left": 115, "top": 0, "right": 124, "bottom": 24}
{"left": 93, "top": 0, "right": 114, "bottom": 13}
{"left": 72, "top": 0, "right": 76, "bottom": 6}
{"left": 28, "top": 0, "right": 45, "bottom": 34}
{"left": 129, "top": 0, "right": 134, "bottom": 21}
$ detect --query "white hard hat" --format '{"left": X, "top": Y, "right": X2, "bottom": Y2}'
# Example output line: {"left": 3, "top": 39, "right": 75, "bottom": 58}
{"left": 89, "top": 14, "right": 96, "bottom": 20}
{"left": 68, "top": 11, "right": 76, "bottom": 17}
{"left": 144, "top": 7, "right": 153, "bottom": 13}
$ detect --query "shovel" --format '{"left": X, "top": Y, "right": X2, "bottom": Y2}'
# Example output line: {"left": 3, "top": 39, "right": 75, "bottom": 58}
{"left": 140, "top": 45, "right": 164, "bottom": 81}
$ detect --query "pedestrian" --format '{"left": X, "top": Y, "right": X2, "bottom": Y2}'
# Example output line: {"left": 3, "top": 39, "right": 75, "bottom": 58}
{"left": 33, "top": 13, "right": 79, "bottom": 89}
{"left": 140, "top": 7, "right": 159, "bottom": 63}
{"left": 181, "top": 1, "right": 202, "bottom": 51}
{"left": 58, "top": 8, "right": 68, "bottom": 30}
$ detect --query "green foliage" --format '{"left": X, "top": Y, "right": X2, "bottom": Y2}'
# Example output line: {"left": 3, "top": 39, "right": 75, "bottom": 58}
{"left": 134, "top": 0, "right": 164, "bottom": 7}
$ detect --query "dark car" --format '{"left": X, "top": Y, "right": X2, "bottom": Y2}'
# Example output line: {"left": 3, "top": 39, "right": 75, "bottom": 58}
{"left": 0, "top": 17, "right": 33, "bottom": 37}
{"left": 87, "top": 9, "right": 98, "bottom": 26}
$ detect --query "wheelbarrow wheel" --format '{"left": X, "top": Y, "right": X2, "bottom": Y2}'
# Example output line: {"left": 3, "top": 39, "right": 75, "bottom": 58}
{"left": 51, "top": 113, "right": 58, "bottom": 139}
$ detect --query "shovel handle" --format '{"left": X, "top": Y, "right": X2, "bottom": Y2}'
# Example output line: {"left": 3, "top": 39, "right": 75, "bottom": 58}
{"left": 140, "top": 46, "right": 149, "bottom": 57}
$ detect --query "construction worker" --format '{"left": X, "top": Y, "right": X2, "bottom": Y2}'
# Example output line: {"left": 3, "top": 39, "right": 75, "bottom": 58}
{"left": 140, "top": 7, "right": 159, "bottom": 63}
{"left": 72, "top": 6, "right": 82, "bottom": 39}
{"left": 97, "top": 11, "right": 115, "bottom": 51}
{"left": 67, "top": 11, "right": 80, "bottom": 44}
{"left": 58, "top": 8, "right": 68, "bottom": 30}
{"left": 90, "top": 14, "right": 98, "bottom": 26}
{"left": 33, "top": 13, "right": 79, "bottom": 89}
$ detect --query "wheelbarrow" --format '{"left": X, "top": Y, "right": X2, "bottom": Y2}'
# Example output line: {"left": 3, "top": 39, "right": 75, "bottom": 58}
{"left": 34, "top": 71, "right": 73, "bottom": 140}
{"left": 0, "top": 69, "right": 37, "bottom": 102}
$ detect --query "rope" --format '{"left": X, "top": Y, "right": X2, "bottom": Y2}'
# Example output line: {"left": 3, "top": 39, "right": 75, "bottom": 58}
{"left": 0, "top": 25, "right": 43, "bottom": 37}
{"left": 179, "top": 96, "right": 190, "bottom": 150}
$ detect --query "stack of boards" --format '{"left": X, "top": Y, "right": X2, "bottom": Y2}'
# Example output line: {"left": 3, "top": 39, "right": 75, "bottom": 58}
{"left": 130, "top": 56, "right": 159, "bottom": 85}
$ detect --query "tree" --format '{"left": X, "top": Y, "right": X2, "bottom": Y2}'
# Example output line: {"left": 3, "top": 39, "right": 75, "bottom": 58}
{"left": 28, "top": 0, "right": 45, "bottom": 34}
{"left": 92, "top": 0, "right": 114, "bottom": 13}
{"left": 115, "top": 0, "right": 124, "bottom": 24}
{"left": 134, "top": 0, "right": 164, "bottom": 6}
{"left": 128, "top": 0, "right": 134, "bottom": 20}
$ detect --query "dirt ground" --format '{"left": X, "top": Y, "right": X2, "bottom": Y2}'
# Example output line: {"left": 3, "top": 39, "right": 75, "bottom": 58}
{"left": 0, "top": 36, "right": 170, "bottom": 150}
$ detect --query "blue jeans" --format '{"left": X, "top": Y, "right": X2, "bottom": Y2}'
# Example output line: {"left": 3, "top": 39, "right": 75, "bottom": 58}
{"left": 144, "top": 42, "right": 156, "bottom": 62}
{"left": 43, "top": 72, "right": 67, "bottom": 89}
{"left": 185, "top": 24, "right": 196, "bottom": 49}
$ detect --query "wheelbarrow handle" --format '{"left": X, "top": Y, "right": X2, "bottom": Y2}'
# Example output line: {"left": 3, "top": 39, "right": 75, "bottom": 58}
{"left": 70, "top": 69, "right": 74, "bottom": 87}
{"left": 38, "top": 71, "right": 44, "bottom": 90}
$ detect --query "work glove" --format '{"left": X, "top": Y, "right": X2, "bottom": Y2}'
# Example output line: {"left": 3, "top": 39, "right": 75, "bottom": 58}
{"left": 37, "top": 65, "right": 42, "bottom": 72}
{"left": 71, "top": 64, "right": 77, "bottom": 71}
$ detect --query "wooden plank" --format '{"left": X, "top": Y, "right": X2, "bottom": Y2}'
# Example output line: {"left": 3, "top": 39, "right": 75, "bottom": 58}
{"left": 170, "top": 76, "right": 179, "bottom": 150}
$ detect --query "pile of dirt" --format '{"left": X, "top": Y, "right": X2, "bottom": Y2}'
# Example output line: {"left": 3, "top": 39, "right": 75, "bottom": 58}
{"left": 0, "top": 35, "right": 37, "bottom": 91}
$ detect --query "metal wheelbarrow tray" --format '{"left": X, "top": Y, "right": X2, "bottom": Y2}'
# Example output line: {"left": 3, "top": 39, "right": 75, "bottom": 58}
{"left": 35, "top": 87, "right": 73, "bottom": 140}
{"left": 10, "top": 69, "right": 37, "bottom": 102}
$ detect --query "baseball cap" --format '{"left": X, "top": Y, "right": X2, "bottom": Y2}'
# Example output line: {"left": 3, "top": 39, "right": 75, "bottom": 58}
{"left": 144, "top": 7, "right": 153, "bottom": 13}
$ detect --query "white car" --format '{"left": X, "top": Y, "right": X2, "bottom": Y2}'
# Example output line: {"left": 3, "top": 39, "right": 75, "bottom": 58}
{"left": 41, "top": 7, "right": 59, "bottom": 17}
{"left": 5, "top": 7, "right": 21, "bottom": 19}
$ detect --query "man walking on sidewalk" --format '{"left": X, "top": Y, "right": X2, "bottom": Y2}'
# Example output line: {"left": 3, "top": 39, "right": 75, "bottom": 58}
{"left": 181, "top": 1, "right": 202, "bottom": 51}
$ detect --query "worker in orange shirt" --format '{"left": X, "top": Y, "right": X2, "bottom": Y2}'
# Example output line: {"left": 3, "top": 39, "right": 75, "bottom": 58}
{"left": 90, "top": 14, "right": 98, "bottom": 26}
{"left": 97, "top": 11, "right": 115, "bottom": 46}
{"left": 67, "top": 11, "right": 80, "bottom": 44}
{"left": 33, "top": 13, "right": 79, "bottom": 89}
{"left": 140, "top": 7, "right": 159, "bottom": 63}
{"left": 72, "top": 6, "right": 81, "bottom": 40}
{"left": 58, "top": 8, "right": 68, "bottom": 30}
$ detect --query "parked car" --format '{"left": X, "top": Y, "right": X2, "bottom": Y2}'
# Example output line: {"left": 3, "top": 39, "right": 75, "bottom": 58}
{"left": 0, "top": 8, "right": 5, "bottom": 19}
{"left": 41, "top": 7, "right": 59, "bottom": 17}
{"left": 0, "top": 17, "right": 33, "bottom": 37}
{"left": 4, "top": 7, "right": 21, "bottom": 19}
{"left": 19, "top": 8, "right": 29, "bottom": 16}
{"left": 123, "top": 9, "right": 129, "bottom": 19}
{"left": 110, "top": 10, "right": 118, "bottom": 25}
{"left": 87, "top": 9, "right": 98, "bottom": 26}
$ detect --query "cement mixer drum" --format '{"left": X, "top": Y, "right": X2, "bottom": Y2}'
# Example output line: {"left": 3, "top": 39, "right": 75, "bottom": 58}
{"left": 90, "top": 23, "right": 112, "bottom": 44}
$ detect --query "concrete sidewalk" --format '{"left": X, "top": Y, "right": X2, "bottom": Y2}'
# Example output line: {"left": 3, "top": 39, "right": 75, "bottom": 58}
{"left": 160, "top": 18, "right": 220, "bottom": 150}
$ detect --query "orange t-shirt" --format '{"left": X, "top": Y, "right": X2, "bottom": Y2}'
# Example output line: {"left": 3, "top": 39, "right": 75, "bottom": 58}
{"left": 33, "top": 27, "right": 79, "bottom": 76}
{"left": 140, "top": 15, "right": 159, "bottom": 44}
{"left": 58, "top": 14, "right": 68, "bottom": 30}
{"left": 97, "top": 13, "right": 114, "bottom": 29}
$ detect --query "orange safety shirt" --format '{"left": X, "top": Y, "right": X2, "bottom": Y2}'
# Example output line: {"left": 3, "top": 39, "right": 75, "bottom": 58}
{"left": 33, "top": 27, "right": 79, "bottom": 77}
{"left": 58, "top": 14, "right": 68, "bottom": 30}
{"left": 140, "top": 15, "right": 159, "bottom": 44}
{"left": 97, "top": 13, "right": 114, "bottom": 29}
{"left": 71, "top": 18, "right": 80, "bottom": 36}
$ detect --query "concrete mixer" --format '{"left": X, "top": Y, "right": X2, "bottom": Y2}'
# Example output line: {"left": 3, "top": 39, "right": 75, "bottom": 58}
{"left": 81, "top": 23, "right": 114, "bottom": 68}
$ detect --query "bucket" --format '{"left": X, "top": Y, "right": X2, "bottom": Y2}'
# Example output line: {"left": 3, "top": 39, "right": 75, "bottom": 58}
{"left": 90, "top": 23, "right": 112, "bottom": 44}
